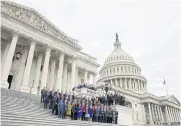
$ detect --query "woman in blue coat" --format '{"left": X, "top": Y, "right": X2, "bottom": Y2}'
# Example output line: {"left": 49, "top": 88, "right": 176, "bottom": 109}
{"left": 77, "top": 104, "right": 83, "bottom": 120}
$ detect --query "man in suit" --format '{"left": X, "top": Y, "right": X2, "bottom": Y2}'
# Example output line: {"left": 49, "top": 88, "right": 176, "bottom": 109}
{"left": 58, "top": 99, "right": 64, "bottom": 118}
{"left": 52, "top": 93, "right": 57, "bottom": 114}
{"left": 40, "top": 87, "right": 46, "bottom": 103}
{"left": 95, "top": 105, "right": 100, "bottom": 122}
{"left": 115, "top": 110, "right": 118, "bottom": 124}
{"left": 105, "top": 106, "right": 109, "bottom": 123}
{"left": 99, "top": 105, "right": 104, "bottom": 123}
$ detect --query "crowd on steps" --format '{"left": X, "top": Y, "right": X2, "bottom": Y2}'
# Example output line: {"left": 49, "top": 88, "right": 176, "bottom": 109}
{"left": 40, "top": 87, "right": 128, "bottom": 124}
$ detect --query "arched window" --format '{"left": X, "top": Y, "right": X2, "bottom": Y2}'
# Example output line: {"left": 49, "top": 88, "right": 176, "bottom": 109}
{"left": 121, "top": 67, "right": 123, "bottom": 72}
{"left": 110, "top": 69, "right": 112, "bottom": 74}
{"left": 117, "top": 67, "right": 119, "bottom": 72}
{"left": 114, "top": 68, "right": 116, "bottom": 73}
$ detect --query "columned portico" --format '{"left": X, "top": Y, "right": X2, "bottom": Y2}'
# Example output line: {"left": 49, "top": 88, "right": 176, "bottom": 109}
{"left": 21, "top": 40, "right": 36, "bottom": 93}
{"left": 1, "top": 0, "right": 99, "bottom": 96}
{"left": 1, "top": 32, "right": 19, "bottom": 88}
{"left": 41, "top": 46, "right": 51, "bottom": 89}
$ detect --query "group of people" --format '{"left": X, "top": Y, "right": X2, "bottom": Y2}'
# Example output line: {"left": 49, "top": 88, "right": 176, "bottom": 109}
{"left": 41, "top": 88, "right": 119, "bottom": 124}
{"left": 73, "top": 84, "right": 96, "bottom": 91}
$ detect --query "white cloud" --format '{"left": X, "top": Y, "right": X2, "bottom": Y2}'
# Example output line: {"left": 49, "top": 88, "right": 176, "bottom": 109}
{"left": 10, "top": 0, "right": 181, "bottom": 100}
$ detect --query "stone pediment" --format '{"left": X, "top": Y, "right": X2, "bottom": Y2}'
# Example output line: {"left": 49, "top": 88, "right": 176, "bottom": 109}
{"left": 161, "top": 95, "right": 180, "bottom": 105}
{"left": 1, "top": 1, "right": 82, "bottom": 50}
{"left": 167, "top": 96, "right": 180, "bottom": 105}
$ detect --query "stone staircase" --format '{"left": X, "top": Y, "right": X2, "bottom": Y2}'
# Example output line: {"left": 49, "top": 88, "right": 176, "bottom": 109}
{"left": 1, "top": 88, "right": 120, "bottom": 126}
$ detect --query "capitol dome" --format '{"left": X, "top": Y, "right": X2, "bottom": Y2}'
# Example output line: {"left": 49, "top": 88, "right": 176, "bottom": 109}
{"left": 97, "top": 33, "right": 147, "bottom": 93}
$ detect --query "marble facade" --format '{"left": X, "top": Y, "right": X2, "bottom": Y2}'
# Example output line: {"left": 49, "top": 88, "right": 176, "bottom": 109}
{"left": 1, "top": 1, "right": 99, "bottom": 94}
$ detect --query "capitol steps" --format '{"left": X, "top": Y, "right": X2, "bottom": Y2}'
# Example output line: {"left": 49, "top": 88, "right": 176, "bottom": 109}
{"left": 1, "top": 88, "right": 120, "bottom": 126}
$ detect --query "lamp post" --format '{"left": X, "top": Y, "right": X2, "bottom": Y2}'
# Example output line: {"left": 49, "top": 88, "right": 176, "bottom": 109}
{"left": 102, "top": 83, "right": 111, "bottom": 105}
{"left": 102, "top": 82, "right": 111, "bottom": 123}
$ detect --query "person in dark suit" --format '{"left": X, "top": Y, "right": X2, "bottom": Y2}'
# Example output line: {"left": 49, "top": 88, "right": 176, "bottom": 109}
{"left": 105, "top": 106, "right": 109, "bottom": 123}
{"left": 107, "top": 107, "right": 112, "bottom": 123}
{"left": 52, "top": 93, "right": 57, "bottom": 114}
{"left": 58, "top": 99, "right": 64, "bottom": 118}
{"left": 99, "top": 105, "right": 104, "bottom": 122}
{"left": 115, "top": 110, "right": 118, "bottom": 124}
{"left": 44, "top": 92, "right": 49, "bottom": 109}
{"left": 71, "top": 103, "right": 76, "bottom": 120}
{"left": 95, "top": 105, "right": 100, "bottom": 122}
{"left": 40, "top": 87, "right": 46, "bottom": 103}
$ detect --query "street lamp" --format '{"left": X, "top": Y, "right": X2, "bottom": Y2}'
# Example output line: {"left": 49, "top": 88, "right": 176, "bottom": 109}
{"left": 102, "top": 82, "right": 112, "bottom": 123}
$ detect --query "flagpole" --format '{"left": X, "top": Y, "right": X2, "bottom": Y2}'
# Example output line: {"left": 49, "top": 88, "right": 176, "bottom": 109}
{"left": 165, "top": 84, "right": 168, "bottom": 96}
{"left": 163, "top": 77, "right": 168, "bottom": 96}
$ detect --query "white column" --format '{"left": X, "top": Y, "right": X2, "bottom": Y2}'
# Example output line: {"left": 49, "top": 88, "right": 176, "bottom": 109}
{"left": 62, "top": 63, "right": 68, "bottom": 93}
{"left": 55, "top": 53, "right": 64, "bottom": 91}
{"left": 31, "top": 53, "right": 43, "bottom": 94}
{"left": 165, "top": 105, "right": 170, "bottom": 123}
{"left": 110, "top": 79, "right": 113, "bottom": 86}
{"left": 20, "top": 41, "right": 36, "bottom": 93}
{"left": 159, "top": 106, "right": 164, "bottom": 123}
{"left": 84, "top": 70, "right": 88, "bottom": 84}
{"left": 124, "top": 78, "right": 127, "bottom": 89}
{"left": 175, "top": 109, "right": 178, "bottom": 122}
{"left": 93, "top": 73, "right": 96, "bottom": 87}
{"left": 171, "top": 107, "right": 174, "bottom": 122}
{"left": 177, "top": 109, "right": 180, "bottom": 122}
{"left": 41, "top": 46, "right": 51, "bottom": 89}
{"left": 115, "top": 78, "right": 118, "bottom": 87}
{"left": 1, "top": 32, "right": 19, "bottom": 88}
{"left": 173, "top": 108, "right": 176, "bottom": 122}
{"left": 148, "top": 103, "right": 153, "bottom": 124}
{"left": 172, "top": 108, "right": 175, "bottom": 122}
{"left": 1, "top": 41, "right": 10, "bottom": 70}
{"left": 168, "top": 107, "right": 172, "bottom": 122}
{"left": 75, "top": 67, "right": 79, "bottom": 87}
{"left": 12, "top": 47, "right": 29, "bottom": 90}
{"left": 70, "top": 58, "right": 76, "bottom": 92}
{"left": 120, "top": 78, "right": 122, "bottom": 88}
{"left": 129, "top": 78, "right": 132, "bottom": 90}
{"left": 133, "top": 79, "right": 136, "bottom": 90}
{"left": 156, "top": 105, "right": 160, "bottom": 122}
{"left": 156, "top": 105, "right": 160, "bottom": 123}
{"left": 47, "top": 58, "right": 56, "bottom": 91}
{"left": 151, "top": 103, "right": 155, "bottom": 122}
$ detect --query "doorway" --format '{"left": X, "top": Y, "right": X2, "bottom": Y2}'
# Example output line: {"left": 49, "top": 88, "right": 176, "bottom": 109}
{"left": 7, "top": 75, "right": 13, "bottom": 89}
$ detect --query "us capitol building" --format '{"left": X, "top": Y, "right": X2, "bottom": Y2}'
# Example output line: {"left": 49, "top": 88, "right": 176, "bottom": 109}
{"left": 1, "top": 1, "right": 180, "bottom": 126}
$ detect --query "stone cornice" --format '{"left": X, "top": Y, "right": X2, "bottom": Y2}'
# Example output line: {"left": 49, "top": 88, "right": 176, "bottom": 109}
{"left": 1, "top": 1, "right": 82, "bottom": 50}
{"left": 100, "top": 61, "right": 141, "bottom": 72}
{"left": 97, "top": 74, "right": 147, "bottom": 82}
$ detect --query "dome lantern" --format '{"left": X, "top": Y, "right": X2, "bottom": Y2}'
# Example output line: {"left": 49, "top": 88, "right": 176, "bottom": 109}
{"left": 114, "top": 33, "right": 121, "bottom": 49}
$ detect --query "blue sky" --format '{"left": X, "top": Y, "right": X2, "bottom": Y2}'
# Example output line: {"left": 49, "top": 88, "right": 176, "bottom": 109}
{"left": 9, "top": 0, "right": 181, "bottom": 100}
